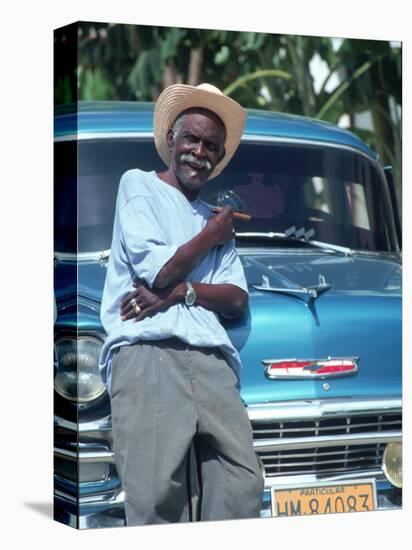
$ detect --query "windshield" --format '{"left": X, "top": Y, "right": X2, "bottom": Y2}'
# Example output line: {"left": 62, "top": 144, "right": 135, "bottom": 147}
{"left": 54, "top": 139, "right": 394, "bottom": 254}
{"left": 200, "top": 142, "right": 393, "bottom": 251}
{"left": 54, "top": 139, "right": 163, "bottom": 254}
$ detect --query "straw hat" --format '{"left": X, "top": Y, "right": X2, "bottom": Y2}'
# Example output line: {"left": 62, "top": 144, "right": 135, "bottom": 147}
{"left": 153, "top": 83, "right": 246, "bottom": 180}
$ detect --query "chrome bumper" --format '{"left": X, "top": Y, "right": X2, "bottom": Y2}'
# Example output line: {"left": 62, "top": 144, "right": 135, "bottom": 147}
{"left": 54, "top": 397, "right": 402, "bottom": 528}
{"left": 54, "top": 488, "right": 125, "bottom": 529}
{"left": 54, "top": 413, "right": 125, "bottom": 529}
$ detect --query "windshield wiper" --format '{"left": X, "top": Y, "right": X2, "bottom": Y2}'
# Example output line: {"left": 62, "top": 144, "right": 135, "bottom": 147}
{"left": 235, "top": 229, "right": 354, "bottom": 256}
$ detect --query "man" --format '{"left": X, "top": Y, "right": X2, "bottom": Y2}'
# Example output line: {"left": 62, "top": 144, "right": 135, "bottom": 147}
{"left": 99, "top": 83, "right": 264, "bottom": 526}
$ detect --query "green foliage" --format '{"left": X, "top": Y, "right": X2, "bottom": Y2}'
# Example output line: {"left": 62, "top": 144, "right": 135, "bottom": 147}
{"left": 80, "top": 67, "right": 116, "bottom": 101}
{"left": 55, "top": 76, "right": 74, "bottom": 105}
{"left": 223, "top": 69, "right": 292, "bottom": 97}
{"left": 160, "top": 27, "right": 185, "bottom": 61}
{"left": 128, "top": 49, "right": 161, "bottom": 99}
{"left": 214, "top": 45, "right": 230, "bottom": 65}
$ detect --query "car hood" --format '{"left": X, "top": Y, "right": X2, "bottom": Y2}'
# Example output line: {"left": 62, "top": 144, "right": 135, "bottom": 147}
{"left": 55, "top": 250, "right": 402, "bottom": 404}
{"left": 238, "top": 249, "right": 401, "bottom": 294}
{"left": 230, "top": 250, "right": 402, "bottom": 404}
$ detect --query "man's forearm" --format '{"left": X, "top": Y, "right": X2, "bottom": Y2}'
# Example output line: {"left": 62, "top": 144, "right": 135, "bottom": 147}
{"left": 154, "top": 227, "right": 216, "bottom": 289}
{"left": 153, "top": 206, "right": 235, "bottom": 289}
{"left": 173, "top": 281, "right": 248, "bottom": 319}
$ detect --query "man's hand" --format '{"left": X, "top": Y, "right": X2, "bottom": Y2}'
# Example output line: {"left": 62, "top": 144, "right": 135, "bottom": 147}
{"left": 205, "top": 205, "right": 235, "bottom": 246}
{"left": 121, "top": 280, "right": 248, "bottom": 322}
{"left": 120, "top": 280, "right": 184, "bottom": 323}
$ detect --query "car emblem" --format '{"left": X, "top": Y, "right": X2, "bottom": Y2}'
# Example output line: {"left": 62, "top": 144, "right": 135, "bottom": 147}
{"left": 261, "top": 357, "right": 359, "bottom": 380}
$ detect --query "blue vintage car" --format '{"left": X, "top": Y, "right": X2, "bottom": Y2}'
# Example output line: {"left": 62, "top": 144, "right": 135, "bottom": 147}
{"left": 53, "top": 101, "right": 402, "bottom": 528}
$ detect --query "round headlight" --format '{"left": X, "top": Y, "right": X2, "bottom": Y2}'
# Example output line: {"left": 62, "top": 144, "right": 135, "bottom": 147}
{"left": 382, "top": 441, "right": 402, "bottom": 488}
{"left": 54, "top": 336, "right": 106, "bottom": 403}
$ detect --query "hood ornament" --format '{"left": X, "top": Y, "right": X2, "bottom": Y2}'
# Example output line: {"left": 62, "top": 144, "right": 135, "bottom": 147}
{"left": 253, "top": 273, "right": 331, "bottom": 304}
{"left": 262, "top": 357, "right": 360, "bottom": 380}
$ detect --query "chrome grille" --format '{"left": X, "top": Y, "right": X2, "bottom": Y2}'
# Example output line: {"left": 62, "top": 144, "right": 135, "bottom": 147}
{"left": 252, "top": 413, "right": 402, "bottom": 478}
{"left": 54, "top": 455, "right": 110, "bottom": 484}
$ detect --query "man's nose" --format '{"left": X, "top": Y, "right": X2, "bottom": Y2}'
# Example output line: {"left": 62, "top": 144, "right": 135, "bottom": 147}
{"left": 192, "top": 140, "right": 206, "bottom": 157}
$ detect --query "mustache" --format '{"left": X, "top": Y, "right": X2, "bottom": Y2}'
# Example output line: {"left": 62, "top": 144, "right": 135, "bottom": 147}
{"left": 180, "top": 153, "right": 212, "bottom": 171}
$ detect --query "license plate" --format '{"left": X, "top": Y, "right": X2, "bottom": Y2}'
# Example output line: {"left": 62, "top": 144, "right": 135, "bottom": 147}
{"left": 271, "top": 480, "right": 377, "bottom": 517}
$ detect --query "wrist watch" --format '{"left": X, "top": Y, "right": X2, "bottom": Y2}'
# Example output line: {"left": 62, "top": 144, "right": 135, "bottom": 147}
{"left": 184, "top": 281, "right": 196, "bottom": 306}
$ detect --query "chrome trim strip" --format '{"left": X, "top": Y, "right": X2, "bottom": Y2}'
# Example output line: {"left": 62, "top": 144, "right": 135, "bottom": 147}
{"left": 54, "top": 489, "right": 77, "bottom": 504}
{"left": 263, "top": 469, "right": 385, "bottom": 488}
{"left": 55, "top": 488, "right": 124, "bottom": 507}
{"left": 237, "top": 248, "right": 401, "bottom": 261}
{"left": 263, "top": 465, "right": 382, "bottom": 477}
{"left": 54, "top": 415, "right": 112, "bottom": 433}
{"left": 253, "top": 431, "right": 402, "bottom": 452}
{"left": 54, "top": 131, "right": 375, "bottom": 160}
{"left": 247, "top": 397, "right": 402, "bottom": 422}
{"left": 54, "top": 250, "right": 110, "bottom": 263}
{"left": 57, "top": 249, "right": 400, "bottom": 272}
{"left": 238, "top": 232, "right": 353, "bottom": 256}
{"left": 79, "top": 490, "right": 125, "bottom": 506}
{"left": 54, "top": 447, "right": 114, "bottom": 463}
{"left": 54, "top": 132, "right": 154, "bottom": 142}
{"left": 262, "top": 455, "right": 381, "bottom": 467}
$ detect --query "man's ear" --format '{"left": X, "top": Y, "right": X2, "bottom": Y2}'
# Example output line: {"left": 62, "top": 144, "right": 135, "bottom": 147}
{"left": 166, "top": 129, "right": 174, "bottom": 150}
{"left": 217, "top": 146, "right": 226, "bottom": 164}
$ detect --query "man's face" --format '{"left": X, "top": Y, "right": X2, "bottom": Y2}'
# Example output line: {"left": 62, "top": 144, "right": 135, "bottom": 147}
{"left": 167, "top": 109, "right": 226, "bottom": 194}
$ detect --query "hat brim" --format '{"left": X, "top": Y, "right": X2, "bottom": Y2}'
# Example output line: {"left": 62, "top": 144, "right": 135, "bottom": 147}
{"left": 154, "top": 84, "right": 246, "bottom": 180}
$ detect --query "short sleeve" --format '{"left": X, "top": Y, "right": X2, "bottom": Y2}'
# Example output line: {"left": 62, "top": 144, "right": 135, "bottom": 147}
{"left": 118, "top": 194, "right": 178, "bottom": 288}
{"left": 211, "top": 240, "right": 249, "bottom": 294}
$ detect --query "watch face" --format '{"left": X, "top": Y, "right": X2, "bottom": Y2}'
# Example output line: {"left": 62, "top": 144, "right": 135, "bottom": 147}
{"left": 185, "top": 286, "right": 196, "bottom": 306}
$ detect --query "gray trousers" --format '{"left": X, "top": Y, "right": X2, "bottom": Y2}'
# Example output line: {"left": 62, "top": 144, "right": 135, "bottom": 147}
{"left": 110, "top": 338, "right": 264, "bottom": 526}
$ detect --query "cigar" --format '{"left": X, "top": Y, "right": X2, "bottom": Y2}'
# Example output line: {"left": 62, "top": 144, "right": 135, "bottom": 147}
{"left": 212, "top": 207, "right": 251, "bottom": 222}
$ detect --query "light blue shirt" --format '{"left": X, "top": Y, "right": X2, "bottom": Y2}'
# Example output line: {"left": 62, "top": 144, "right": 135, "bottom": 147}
{"left": 99, "top": 169, "right": 248, "bottom": 390}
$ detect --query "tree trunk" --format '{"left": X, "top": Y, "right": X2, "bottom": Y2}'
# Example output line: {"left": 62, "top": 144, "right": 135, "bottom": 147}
{"left": 162, "top": 60, "right": 183, "bottom": 92}
{"left": 187, "top": 46, "right": 204, "bottom": 86}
